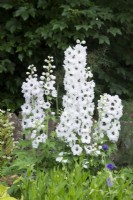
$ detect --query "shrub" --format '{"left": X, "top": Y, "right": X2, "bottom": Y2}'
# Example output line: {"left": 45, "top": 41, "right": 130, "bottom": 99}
{"left": 0, "top": 110, "right": 14, "bottom": 167}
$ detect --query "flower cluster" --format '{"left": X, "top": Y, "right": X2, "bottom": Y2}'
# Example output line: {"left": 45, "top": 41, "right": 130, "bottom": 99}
{"left": 21, "top": 40, "right": 123, "bottom": 162}
{"left": 56, "top": 40, "right": 96, "bottom": 156}
{"left": 56, "top": 41, "right": 123, "bottom": 159}
{"left": 21, "top": 57, "right": 57, "bottom": 148}
{"left": 41, "top": 56, "right": 57, "bottom": 98}
{"left": 97, "top": 94, "right": 123, "bottom": 142}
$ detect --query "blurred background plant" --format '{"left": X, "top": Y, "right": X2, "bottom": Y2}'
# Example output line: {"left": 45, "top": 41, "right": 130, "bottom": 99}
{"left": 0, "top": 184, "right": 17, "bottom": 200}
{"left": 0, "top": 110, "right": 14, "bottom": 168}
{"left": 115, "top": 101, "right": 133, "bottom": 166}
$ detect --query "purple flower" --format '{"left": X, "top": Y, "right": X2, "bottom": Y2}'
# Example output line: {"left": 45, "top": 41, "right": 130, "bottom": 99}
{"left": 106, "top": 163, "right": 115, "bottom": 170}
{"left": 106, "top": 177, "right": 113, "bottom": 187}
{"left": 102, "top": 144, "right": 108, "bottom": 150}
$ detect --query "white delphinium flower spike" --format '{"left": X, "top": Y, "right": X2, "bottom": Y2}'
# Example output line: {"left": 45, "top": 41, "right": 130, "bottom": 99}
{"left": 21, "top": 64, "right": 47, "bottom": 146}
{"left": 97, "top": 93, "right": 123, "bottom": 142}
{"left": 42, "top": 56, "right": 57, "bottom": 98}
{"left": 21, "top": 58, "right": 57, "bottom": 148}
{"left": 56, "top": 40, "right": 95, "bottom": 155}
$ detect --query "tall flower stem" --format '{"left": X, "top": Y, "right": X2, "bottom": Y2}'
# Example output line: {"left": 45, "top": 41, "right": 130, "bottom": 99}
{"left": 56, "top": 85, "right": 59, "bottom": 117}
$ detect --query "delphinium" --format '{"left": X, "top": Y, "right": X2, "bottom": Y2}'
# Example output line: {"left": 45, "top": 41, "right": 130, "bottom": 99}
{"left": 21, "top": 57, "right": 57, "bottom": 148}
{"left": 56, "top": 40, "right": 97, "bottom": 157}
{"left": 97, "top": 94, "right": 123, "bottom": 143}
{"left": 41, "top": 56, "right": 57, "bottom": 99}
{"left": 56, "top": 41, "right": 123, "bottom": 166}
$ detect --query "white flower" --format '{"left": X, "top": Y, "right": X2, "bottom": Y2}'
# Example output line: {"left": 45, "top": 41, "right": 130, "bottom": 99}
{"left": 84, "top": 145, "right": 92, "bottom": 155}
{"left": 97, "top": 93, "right": 123, "bottom": 143}
{"left": 62, "top": 159, "right": 68, "bottom": 163}
{"left": 43, "top": 102, "right": 51, "bottom": 109}
{"left": 59, "top": 152, "right": 64, "bottom": 156}
{"left": 81, "top": 134, "right": 91, "bottom": 144}
{"left": 56, "top": 41, "right": 95, "bottom": 155}
{"left": 31, "top": 132, "right": 36, "bottom": 139}
{"left": 71, "top": 144, "right": 82, "bottom": 155}
{"left": 45, "top": 81, "right": 54, "bottom": 90}
{"left": 107, "top": 127, "right": 119, "bottom": 142}
{"left": 56, "top": 41, "right": 123, "bottom": 156}
{"left": 21, "top": 59, "right": 57, "bottom": 147}
{"left": 95, "top": 150, "right": 101, "bottom": 156}
{"left": 40, "top": 133, "right": 47, "bottom": 143}
{"left": 32, "top": 139, "right": 39, "bottom": 148}
{"left": 56, "top": 157, "right": 63, "bottom": 162}
{"left": 66, "top": 133, "right": 78, "bottom": 143}
{"left": 45, "top": 90, "right": 50, "bottom": 95}
{"left": 51, "top": 90, "right": 57, "bottom": 97}
{"left": 21, "top": 104, "right": 31, "bottom": 115}
{"left": 99, "top": 121, "right": 111, "bottom": 131}
{"left": 83, "top": 164, "right": 88, "bottom": 169}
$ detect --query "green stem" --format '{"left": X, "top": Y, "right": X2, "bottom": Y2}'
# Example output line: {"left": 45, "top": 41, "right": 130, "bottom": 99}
{"left": 56, "top": 85, "right": 59, "bottom": 116}
{"left": 46, "top": 96, "right": 50, "bottom": 137}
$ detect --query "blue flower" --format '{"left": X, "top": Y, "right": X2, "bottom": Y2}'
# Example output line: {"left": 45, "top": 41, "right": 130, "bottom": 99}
{"left": 106, "top": 163, "right": 115, "bottom": 170}
{"left": 102, "top": 144, "right": 108, "bottom": 150}
{"left": 106, "top": 177, "right": 113, "bottom": 187}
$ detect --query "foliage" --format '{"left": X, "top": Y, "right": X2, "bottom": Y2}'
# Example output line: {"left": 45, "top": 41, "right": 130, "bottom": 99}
{"left": 0, "top": 184, "right": 16, "bottom": 200}
{"left": 8, "top": 164, "right": 133, "bottom": 200}
{"left": 88, "top": 48, "right": 133, "bottom": 99}
{"left": 0, "top": 0, "right": 133, "bottom": 110}
{"left": 0, "top": 131, "right": 118, "bottom": 178}
{"left": 0, "top": 110, "right": 14, "bottom": 167}
{"left": 115, "top": 101, "right": 133, "bottom": 166}
{"left": 1, "top": 138, "right": 67, "bottom": 174}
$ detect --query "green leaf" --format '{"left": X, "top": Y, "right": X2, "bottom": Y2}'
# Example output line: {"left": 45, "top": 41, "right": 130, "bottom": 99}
{"left": 14, "top": 6, "right": 35, "bottom": 20}
{"left": 1, "top": 197, "right": 17, "bottom": 200}
{"left": 107, "top": 27, "right": 122, "bottom": 36}
{"left": 0, "top": 184, "right": 8, "bottom": 197}
{"left": 18, "top": 54, "right": 24, "bottom": 61}
{"left": 37, "top": 0, "right": 48, "bottom": 9}
{"left": 52, "top": 21, "right": 68, "bottom": 31}
{"left": 75, "top": 25, "right": 92, "bottom": 31}
{"left": 0, "top": 3, "right": 13, "bottom": 10}
{"left": 99, "top": 35, "right": 110, "bottom": 45}
{"left": 5, "top": 19, "right": 17, "bottom": 33}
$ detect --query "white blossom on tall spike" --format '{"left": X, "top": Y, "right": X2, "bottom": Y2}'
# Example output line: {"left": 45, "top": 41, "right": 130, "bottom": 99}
{"left": 21, "top": 64, "right": 46, "bottom": 131}
{"left": 97, "top": 93, "right": 123, "bottom": 142}
{"left": 42, "top": 56, "right": 57, "bottom": 98}
{"left": 21, "top": 58, "right": 57, "bottom": 148}
{"left": 56, "top": 40, "right": 95, "bottom": 155}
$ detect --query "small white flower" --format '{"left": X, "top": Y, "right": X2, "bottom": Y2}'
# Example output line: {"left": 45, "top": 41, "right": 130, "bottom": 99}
{"left": 59, "top": 152, "right": 64, "bottom": 156}
{"left": 71, "top": 144, "right": 82, "bottom": 155}
{"left": 44, "top": 102, "right": 51, "bottom": 109}
{"left": 84, "top": 145, "right": 92, "bottom": 155}
{"left": 95, "top": 150, "right": 101, "bottom": 155}
{"left": 81, "top": 134, "right": 91, "bottom": 144}
{"left": 56, "top": 157, "right": 63, "bottom": 162}
{"left": 62, "top": 159, "right": 68, "bottom": 163}
{"left": 51, "top": 90, "right": 57, "bottom": 97}
{"left": 32, "top": 139, "right": 39, "bottom": 148}
{"left": 31, "top": 132, "right": 36, "bottom": 139}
